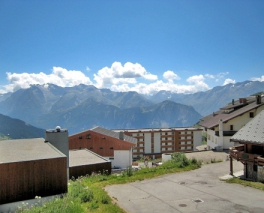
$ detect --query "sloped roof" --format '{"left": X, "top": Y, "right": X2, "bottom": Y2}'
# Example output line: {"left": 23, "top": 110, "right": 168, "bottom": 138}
{"left": 91, "top": 126, "right": 137, "bottom": 144}
{"left": 0, "top": 138, "right": 66, "bottom": 164}
{"left": 230, "top": 110, "right": 264, "bottom": 144}
{"left": 69, "top": 149, "right": 109, "bottom": 167}
{"left": 199, "top": 96, "right": 264, "bottom": 129}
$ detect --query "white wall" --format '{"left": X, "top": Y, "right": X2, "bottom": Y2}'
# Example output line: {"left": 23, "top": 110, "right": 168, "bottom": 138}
{"left": 112, "top": 150, "right": 132, "bottom": 169}
{"left": 154, "top": 132, "right": 161, "bottom": 153}
{"left": 144, "top": 133, "right": 151, "bottom": 154}
{"left": 162, "top": 153, "right": 171, "bottom": 162}
{"left": 193, "top": 131, "right": 202, "bottom": 151}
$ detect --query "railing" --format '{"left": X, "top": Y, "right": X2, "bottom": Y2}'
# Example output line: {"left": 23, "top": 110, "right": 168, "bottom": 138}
{"left": 230, "top": 145, "right": 264, "bottom": 164}
{"left": 215, "top": 131, "right": 237, "bottom": 136}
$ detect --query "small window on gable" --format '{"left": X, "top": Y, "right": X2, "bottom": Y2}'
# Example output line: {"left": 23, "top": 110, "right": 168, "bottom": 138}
{"left": 249, "top": 112, "right": 254, "bottom": 118}
{"left": 79, "top": 136, "right": 82, "bottom": 139}
{"left": 90, "top": 147, "right": 93, "bottom": 150}
{"left": 110, "top": 147, "right": 113, "bottom": 150}
{"left": 86, "top": 134, "right": 91, "bottom": 139}
{"left": 100, "top": 147, "right": 103, "bottom": 150}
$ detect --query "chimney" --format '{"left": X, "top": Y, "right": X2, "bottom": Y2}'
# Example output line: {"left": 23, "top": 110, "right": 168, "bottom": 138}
{"left": 45, "top": 126, "right": 69, "bottom": 179}
{"left": 256, "top": 95, "right": 261, "bottom": 104}
{"left": 232, "top": 99, "right": 234, "bottom": 105}
{"left": 119, "top": 131, "right": 124, "bottom": 140}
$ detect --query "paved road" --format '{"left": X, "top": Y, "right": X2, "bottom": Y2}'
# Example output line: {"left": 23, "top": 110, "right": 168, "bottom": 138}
{"left": 106, "top": 161, "right": 264, "bottom": 213}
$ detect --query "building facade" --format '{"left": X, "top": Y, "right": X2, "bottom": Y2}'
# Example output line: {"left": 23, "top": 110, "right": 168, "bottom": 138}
{"left": 0, "top": 138, "right": 67, "bottom": 205}
{"left": 200, "top": 95, "right": 264, "bottom": 150}
{"left": 69, "top": 126, "right": 136, "bottom": 168}
{"left": 229, "top": 110, "right": 264, "bottom": 182}
{"left": 119, "top": 128, "right": 202, "bottom": 159}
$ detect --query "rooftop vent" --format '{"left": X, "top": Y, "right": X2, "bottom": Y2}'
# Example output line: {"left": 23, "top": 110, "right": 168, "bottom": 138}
{"left": 56, "top": 126, "right": 61, "bottom": 132}
{"left": 256, "top": 95, "right": 261, "bottom": 104}
{"left": 119, "top": 131, "right": 124, "bottom": 140}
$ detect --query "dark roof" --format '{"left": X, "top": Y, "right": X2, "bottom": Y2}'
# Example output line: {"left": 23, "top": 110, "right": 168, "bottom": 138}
{"left": 199, "top": 96, "right": 264, "bottom": 129}
{"left": 0, "top": 138, "right": 66, "bottom": 164}
{"left": 230, "top": 110, "right": 264, "bottom": 145}
{"left": 69, "top": 149, "right": 109, "bottom": 167}
{"left": 91, "top": 126, "right": 137, "bottom": 144}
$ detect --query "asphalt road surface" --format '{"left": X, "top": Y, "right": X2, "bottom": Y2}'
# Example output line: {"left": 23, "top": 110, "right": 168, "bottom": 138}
{"left": 106, "top": 160, "right": 264, "bottom": 213}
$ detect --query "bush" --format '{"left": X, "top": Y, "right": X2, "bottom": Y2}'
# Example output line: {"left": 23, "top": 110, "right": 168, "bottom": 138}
{"left": 126, "top": 165, "right": 133, "bottom": 177}
{"left": 80, "top": 189, "right": 94, "bottom": 203}
{"left": 101, "top": 194, "right": 110, "bottom": 204}
{"left": 171, "top": 152, "right": 190, "bottom": 167}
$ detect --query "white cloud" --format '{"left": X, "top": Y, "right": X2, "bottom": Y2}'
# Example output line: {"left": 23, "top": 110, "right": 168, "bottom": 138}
{"left": 205, "top": 74, "right": 214, "bottom": 79}
{"left": 1, "top": 62, "right": 214, "bottom": 95}
{"left": 251, "top": 75, "right": 264, "bottom": 82}
{"left": 5, "top": 67, "right": 92, "bottom": 92}
{"left": 93, "top": 62, "right": 157, "bottom": 88}
{"left": 223, "top": 78, "right": 236, "bottom": 85}
{"left": 163, "top": 71, "right": 180, "bottom": 83}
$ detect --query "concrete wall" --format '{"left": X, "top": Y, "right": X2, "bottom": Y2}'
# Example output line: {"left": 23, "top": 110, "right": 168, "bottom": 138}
{"left": 257, "top": 166, "right": 264, "bottom": 182}
{"left": 112, "top": 150, "right": 132, "bottom": 169}
{"left": 162, "top": 153, "right": 171, "bottom": 162}
{"left": 154, "top": 132, "right": 161, "bottom": 153}
{"left": 193, "top": 131, "right": 202, "bottom": 151}
{"left": 144, "top": 133, "right": 151, "bottom": 154}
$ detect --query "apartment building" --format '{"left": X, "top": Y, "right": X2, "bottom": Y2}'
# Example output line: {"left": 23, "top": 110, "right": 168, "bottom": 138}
{"left": 200, "top": 95, "right": 264, "bottom": 150}
{"left": 114, "top": 128, "right": 202, "bottom": 159}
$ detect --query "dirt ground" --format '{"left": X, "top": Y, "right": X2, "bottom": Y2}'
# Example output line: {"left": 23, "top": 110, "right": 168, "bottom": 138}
{"left": 185, "top": 150, "right": 230, "bottom": 164}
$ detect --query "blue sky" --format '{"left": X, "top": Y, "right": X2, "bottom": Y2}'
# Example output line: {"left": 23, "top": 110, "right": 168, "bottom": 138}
{"left": 0, "top": 0, "right": 264, "bottom": 95}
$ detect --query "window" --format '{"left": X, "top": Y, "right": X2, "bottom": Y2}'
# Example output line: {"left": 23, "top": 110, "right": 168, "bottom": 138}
{"left": 100, "top": 147, "right": 103, "bottom": 149}
{"left": 79, "top": 136, "right": 82, "bottom": 139}
{"left": 110, "top": 147, "right": 113, "bottom": 150}
{"left": 90, "top": 147, "right": 93, "bottom": 150}
{"left": 86, "top": 134, "right": 91, "bottom": 139}
{"left": 249, "top": 112, "right": 254, "bottom": 118}
{"left": 230, "top": 125, "right": 233, "bottom": 131}
{"left": 253, "top": 164, "right": 258, "bottom": 172}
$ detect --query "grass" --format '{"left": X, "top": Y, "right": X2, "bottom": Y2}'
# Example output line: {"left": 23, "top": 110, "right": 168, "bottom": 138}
{"left": 17, "top": 153, "right": 201, "bottom": 213}
{"left": 225, "top": 177, "right": 264, "bottom": 191}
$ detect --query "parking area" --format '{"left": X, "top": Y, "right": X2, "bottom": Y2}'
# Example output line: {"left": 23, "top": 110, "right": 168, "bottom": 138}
{"left": 106, "top": 158, "right": 264, "bottom": 213}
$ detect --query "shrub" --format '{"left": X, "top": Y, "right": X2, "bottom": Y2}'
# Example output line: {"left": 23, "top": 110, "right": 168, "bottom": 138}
{"left": 126, "top": 165, "right": 133, "bottom": 177}
{"left": 171, "top": 152, "right": 190, "bottom": 167}
{"left": 80, "top": 189, "right": 94, "bottom": 203}
{"left": 101, "top": 194, "right": 110, "bottom": 204}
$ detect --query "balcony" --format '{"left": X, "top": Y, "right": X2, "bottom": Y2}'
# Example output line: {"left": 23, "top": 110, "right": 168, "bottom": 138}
{"left": 230, "top": 145, "right": 264, "bottom": 165}
{"left": 215, "top": 131, "right": 237, "bottom": 136}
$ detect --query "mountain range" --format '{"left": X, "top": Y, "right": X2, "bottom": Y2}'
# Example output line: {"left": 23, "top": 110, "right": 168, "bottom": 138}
{"left": 0, "top": 113, "right": 45, "bottom": 139}
{"left": 0, "top": 80, "right": 264, "bottom": 135}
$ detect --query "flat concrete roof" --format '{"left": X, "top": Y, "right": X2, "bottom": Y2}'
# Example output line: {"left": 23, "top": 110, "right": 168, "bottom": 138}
{"left": 0, "top": 138, "right": 66, "bottom": 164}
{"left": 69, "top": 149, "right": 109, "bottom": 167}
{"left": 115, "top": 127, "right": 202, "bottom": 132}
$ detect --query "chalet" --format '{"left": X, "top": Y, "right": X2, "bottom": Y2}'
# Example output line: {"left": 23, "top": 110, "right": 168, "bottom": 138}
{"left": 199, "top": 95, "right": 264, "bottom": 150}
{"left": 229, "top": 110, "right": 264, "bottom": 182}
{"left": 69, "top": 126, "right": 136, "bottom": 169}
{"left": 115, "top": 127, "right": 202, "bottom": 159}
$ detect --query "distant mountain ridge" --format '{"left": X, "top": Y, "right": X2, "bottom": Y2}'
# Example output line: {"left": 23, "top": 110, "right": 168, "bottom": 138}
{"left": 0, "top": 114, "right": 45, "bottom": 139}
{"left": 150, "top": 81, "right": 264, "bottom": 116}
{"left": 0, "top": 80, "right": 263, "bottom": 134}
{"left": 0, "top": 84, "right": 201, "bottom": 134}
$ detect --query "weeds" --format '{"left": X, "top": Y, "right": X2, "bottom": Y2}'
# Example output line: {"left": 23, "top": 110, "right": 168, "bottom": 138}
{"left": 17, "top": 153, "right": 201, "bottom": 213}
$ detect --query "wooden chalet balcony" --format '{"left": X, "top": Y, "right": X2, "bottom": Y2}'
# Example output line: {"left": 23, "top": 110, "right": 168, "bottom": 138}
{"left": 230, "top": 145, "right": 264, "bottom": 165}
